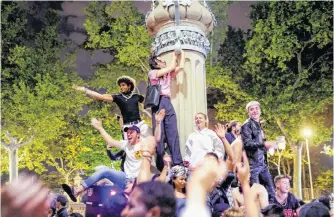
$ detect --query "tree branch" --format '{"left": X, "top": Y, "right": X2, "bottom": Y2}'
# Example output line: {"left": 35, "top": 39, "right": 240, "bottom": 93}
{"left": 1, "top": 141, "right": 10, "bottom": 151}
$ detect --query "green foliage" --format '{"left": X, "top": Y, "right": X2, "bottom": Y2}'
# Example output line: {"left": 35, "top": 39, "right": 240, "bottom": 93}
{"left": 208, "top": 1, "right": 230, "bottom": 63}
{"left": 314, "top": 169, "right": 334, "bottom": 193}
{"left": 244, "top": 1, "right": 333, "bottom": 144}
{"left": 206, "top": 65, "right": 251, "bottom": 122}
{"left": 84, "top": 1, "right": 151, "bottom": 82}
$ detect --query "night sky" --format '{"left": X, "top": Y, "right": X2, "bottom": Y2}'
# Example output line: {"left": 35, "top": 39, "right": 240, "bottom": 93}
{"left": 60, "top": 1, "right": 253, "bottom": 80}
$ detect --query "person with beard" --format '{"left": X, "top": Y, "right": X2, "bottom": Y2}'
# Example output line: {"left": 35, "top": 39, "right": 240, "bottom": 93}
{"left": 240, "top": 101, "right": 276, "bottom": 203}
{"left": 273, "top": 175, "right": 300, "bottom": 217}
{"left": 73, "top": 76, "right": 150, "bottom": 139}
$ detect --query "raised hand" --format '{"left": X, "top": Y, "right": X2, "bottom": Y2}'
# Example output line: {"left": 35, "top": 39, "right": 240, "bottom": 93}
{"left": 91, "top": 118, "right": 103, "bottom": 130}
{"left": 214, "top": 123, "right": 226, "bottom": 139}
{"left": 236, "top": 152, "right": 250, "bottom": 185}
{"left": 72, "top": 85, "right": 86, "bottom": 93}
{"left": 155, "top": 109, "right": 166, "bottom": 123}
{"left": 1, "top": 174, "right": 50, "bottom": 217}
{"left": 141, "top": 136, "right": 157, "bottom": 155}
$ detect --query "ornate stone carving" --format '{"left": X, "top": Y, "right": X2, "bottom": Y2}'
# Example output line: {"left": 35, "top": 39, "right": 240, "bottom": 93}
{"left": 152, "top": 26, "right": 210, "bottom": 57}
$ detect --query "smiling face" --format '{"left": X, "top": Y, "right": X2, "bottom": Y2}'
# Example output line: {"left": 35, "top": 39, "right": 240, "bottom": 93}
{"left": 276, "top": 178, "right": 290, "bottom": 194}
{"left": 248, "top": 104, "right": 261, "bottom": 121}
{"left": 195, "top": 113, "right": 207, "bottom": 130}
{"left": 173, "top": 176, "right": 187, "bottom": 191}
{"left": 119, "top": 82, "right": 132, "bottom": 93}
{"left": 127, "top": 129, "right": 140, "bottom": 145}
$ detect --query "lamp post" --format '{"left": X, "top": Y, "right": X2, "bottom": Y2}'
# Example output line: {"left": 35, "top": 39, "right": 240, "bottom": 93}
{"left": 277, "top": 136, "right": 286, "bottom": 175}
{"left": 303, "top": 128, "right": 314, "bottom": 199}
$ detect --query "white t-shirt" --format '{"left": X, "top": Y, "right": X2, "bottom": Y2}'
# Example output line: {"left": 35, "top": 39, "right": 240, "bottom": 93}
{"left": 184, "top": 128, "right": 225, "bottom": 167}
{"left": 119, "top": 140, "right": 142, "bottom": 179}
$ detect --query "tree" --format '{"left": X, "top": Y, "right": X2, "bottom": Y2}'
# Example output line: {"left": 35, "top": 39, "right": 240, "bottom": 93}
{"left": 1, "top": 2, "right": 89, "bottom": 182}
{"left": 244, "top": 1, "right": 333, "bottom": 198}
{"left": 207, "top": 1, "right": 230, "bottom": 65}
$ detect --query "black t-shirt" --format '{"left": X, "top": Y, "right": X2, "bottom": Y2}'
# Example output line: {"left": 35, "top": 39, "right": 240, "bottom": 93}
{"left": 274, "top": 192, "right": 300, "bottom": 217}
{"left": 112, "top": 94, "right": 144, "bottom": 124}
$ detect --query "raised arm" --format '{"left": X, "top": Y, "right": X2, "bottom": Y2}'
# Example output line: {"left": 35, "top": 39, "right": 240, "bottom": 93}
{"left": 91, "top": 118, "right": 121, "bottom": 149}
{"left": 154, "top": 52, "right": 178, "bottom": 78}
{"left": 157, "top": 155, "right": 172, "bottom": 182}
{"left": 137, "top": 136, "right": 156, "bottom": 184}
{"left": 214, "top": 123, "right": 234, "bottom": 161}
{"left": 236, "top": 152, "right": 259, "bottom": 217}
{"left": 174, "top": 49, "right": 185, "bottom": 75}
{"left": 154, "top": 109, "right": 165, "bottom": 143}
{"left": 73, "top": 85, "right": 113, "bottom": 102}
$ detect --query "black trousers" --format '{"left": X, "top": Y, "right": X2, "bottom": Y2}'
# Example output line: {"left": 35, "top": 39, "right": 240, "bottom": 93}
{"left": 250, "top": 165, "right": 276, "bottom": 203}
{"left": 152, "top": 96, "right": 183, "bottom": 171}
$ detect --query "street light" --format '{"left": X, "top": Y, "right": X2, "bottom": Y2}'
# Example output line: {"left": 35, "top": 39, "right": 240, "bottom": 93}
{"left": 303, "top": 128, "right": 314, "bottom": 199}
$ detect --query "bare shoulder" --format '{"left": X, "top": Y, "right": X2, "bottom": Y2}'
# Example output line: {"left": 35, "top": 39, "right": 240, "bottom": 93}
{"left": 252, "top": 183, "right": 267, "bottom": 193}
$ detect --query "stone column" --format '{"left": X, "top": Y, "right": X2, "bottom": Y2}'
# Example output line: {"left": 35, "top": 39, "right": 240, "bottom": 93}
{"left": 146, "top": 0, "right": 215, "bottom": 155}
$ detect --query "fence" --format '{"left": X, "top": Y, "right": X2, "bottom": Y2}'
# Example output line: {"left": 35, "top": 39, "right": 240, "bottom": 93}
{"left": 69, "top": 203, "right": 86, "bottom": 216}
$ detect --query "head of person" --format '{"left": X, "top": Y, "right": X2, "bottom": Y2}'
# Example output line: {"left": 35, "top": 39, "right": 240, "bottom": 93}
{"left": 149, "top": 55, "right": 166, "bottom": 70}
{"left": 227, "top": 120, "right": 242, "bottom": 135}
{"left": 298, "top": 202, "right": 330, "bottom": 217}
{"left": 261, "top": 204, "right": 285, "bottom": 217}
{"left": 222, "top": 207, "right": 245, "bottom": 217}
{"left": 117, "top": 76, "right": 136, "bottom": 94}
{"left": 56, "top": 194, "right": 68, "bottom": 209}
{"left": 194, "top": 112, "right": 208, "bottom": 130}
{"left": 121, "top": 181, "right": 176, "bottom": 217}
{"left": 246, "top": 101, "right": 261, "bottom": 121}
{"left": 170, "top": 165, "right": 189, "bottom": 193}
{"left": 274, "top": 175, "right": 291, "bottom": 194}
{"left": 124, "top": 126, "right": 141, "bottom": 145}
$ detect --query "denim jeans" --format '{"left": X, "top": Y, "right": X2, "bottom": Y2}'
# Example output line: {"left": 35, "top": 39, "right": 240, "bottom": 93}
{"left": 82, "top": 167, "right": 128, "bottom": 189}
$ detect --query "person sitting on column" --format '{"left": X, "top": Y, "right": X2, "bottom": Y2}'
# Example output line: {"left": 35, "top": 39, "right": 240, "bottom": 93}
{"left": 184, "top": 112, "right": 225, "bottom": 169}
{"left": 273, "top": 175, "right": 301, "bottom": 217}
{"left": 72, "top": 76, "right": 150, "bottom": 139}
{"left": 240, "top": 101, "right": 276, "bottom": 203}
{"left": 148, "top": 50, "right": 185, "bottom": 171}
{"left": 62, "top": 118, "right": 155, "bottom": 202}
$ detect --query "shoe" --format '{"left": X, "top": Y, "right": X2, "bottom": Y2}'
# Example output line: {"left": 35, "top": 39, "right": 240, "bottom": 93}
{"left": 62, "top": 184, "right": 77, "bottom": 202}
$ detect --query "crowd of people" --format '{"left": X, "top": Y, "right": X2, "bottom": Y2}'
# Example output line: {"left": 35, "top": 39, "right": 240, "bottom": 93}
{"left": 1, "top": 50, "right": 332, "bottom": 217}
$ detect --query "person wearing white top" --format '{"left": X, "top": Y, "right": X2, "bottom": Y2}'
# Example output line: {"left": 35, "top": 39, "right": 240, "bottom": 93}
{"left": 184, "top": 113, "right": 225, "bottom": 168}
{"left": 62, "top": 119, "right": 155, "bottom": 202}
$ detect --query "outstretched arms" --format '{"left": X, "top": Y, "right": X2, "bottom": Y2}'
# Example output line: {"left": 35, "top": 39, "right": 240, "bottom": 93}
{"left": 73, "top": 85, "right": 113, "bottom": 102}
{"left": 91, "top": 118, "right": 121, "bottom": 149}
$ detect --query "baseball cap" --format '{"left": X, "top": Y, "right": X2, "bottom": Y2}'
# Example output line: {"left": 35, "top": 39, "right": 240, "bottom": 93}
{"left": 124, "top": 125, "right": 141, "bottom": 134}
{"left": 298, "top": 202, "right": 330, "bottom": 217}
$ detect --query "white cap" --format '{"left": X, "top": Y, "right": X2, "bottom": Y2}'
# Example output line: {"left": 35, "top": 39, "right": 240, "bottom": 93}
{"left": 246, "top": 101, "right": 260, "bottom": 111}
